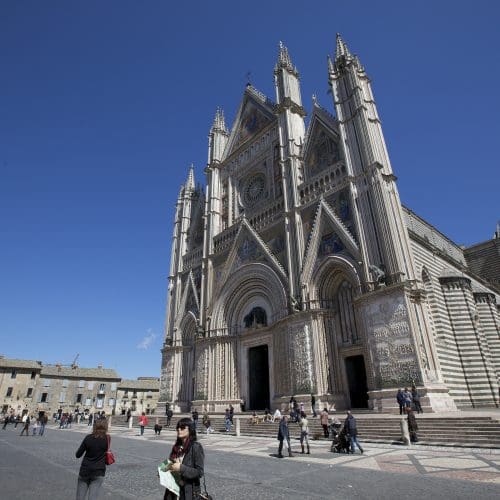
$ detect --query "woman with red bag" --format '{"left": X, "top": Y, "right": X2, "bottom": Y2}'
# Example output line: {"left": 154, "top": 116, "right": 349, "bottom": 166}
{"left": 75, "top": 419, "right": 110, "bottom": 499}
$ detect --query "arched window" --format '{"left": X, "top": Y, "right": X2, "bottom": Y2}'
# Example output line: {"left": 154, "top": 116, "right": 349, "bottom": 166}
{"left": 337, "top": 281, "right": 358, "bottom": 343}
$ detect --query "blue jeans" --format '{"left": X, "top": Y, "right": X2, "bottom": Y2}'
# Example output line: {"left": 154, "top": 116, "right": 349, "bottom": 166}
{"left": 76, "top": 476, "right": 104, "bottom": 500}
{"left": 225, "top": 419, "right": 231, "bottom": 431}
{"left": 140, "top": 425, "right": 144, "bottom": 435}
{"left": 350, "top": 435, "right": 363, "bottom": 453}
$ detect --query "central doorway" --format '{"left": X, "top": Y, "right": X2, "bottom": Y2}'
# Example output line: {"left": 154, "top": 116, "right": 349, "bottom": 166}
{"left": 248, "top": 345, "right": 270, "bottom": 410}
{"left": 345, "top": 355, "right": 369, "bottom": 408}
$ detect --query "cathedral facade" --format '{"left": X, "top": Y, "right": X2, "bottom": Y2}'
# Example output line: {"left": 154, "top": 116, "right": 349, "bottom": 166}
{"left": 159, "top": 36, "right": 500, "bottom": 414}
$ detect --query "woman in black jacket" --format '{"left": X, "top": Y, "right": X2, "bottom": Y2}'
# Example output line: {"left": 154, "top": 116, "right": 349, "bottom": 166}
{"left": 164, "top": 417, "right": 205, "bottom": 500}
{"left": 75, "top": 418, "right": 109, "bottom": 499}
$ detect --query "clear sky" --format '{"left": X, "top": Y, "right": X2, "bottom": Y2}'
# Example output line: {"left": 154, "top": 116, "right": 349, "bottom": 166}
{"left": 1, "top": 1, "right": 499, "bottom": 379}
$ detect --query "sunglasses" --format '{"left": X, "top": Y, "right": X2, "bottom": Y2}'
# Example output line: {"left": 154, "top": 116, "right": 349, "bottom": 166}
{"left": 177, "top": 425, "right": 188, "bottom": 430}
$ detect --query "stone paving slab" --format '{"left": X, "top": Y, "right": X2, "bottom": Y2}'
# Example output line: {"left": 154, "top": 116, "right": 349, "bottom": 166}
{"left": 1, "top": 422, "right": 500, "bottom": 499}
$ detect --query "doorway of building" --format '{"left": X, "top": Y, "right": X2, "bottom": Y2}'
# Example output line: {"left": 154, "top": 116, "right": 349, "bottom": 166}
{"left": 345, "top": 355, "right": 369, "bottom": 408}
{"left": 248, "top": 345, "right": 270, "bottom": 410}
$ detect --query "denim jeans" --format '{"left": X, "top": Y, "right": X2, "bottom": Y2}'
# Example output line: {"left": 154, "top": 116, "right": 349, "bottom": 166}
{"left": 76, "top": 476, "right": 104, "bottom": 500}
{"left": 350, "top": 435, "right": 363, "bottom": 453}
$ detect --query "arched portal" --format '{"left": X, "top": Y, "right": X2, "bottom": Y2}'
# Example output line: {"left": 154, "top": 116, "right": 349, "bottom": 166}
{"left": 211, "top": 263, "right": 287, "bottom": 408}
{"left": 311, "top": 256, "right": 368, "bottom": 408}
{"left": 177, "top": 312, "right": 196, "bottom": 405}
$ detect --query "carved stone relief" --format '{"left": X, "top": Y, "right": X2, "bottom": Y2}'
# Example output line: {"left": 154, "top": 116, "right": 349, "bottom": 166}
{"left": 194, "top": 347, "right": 208, "bottom": 400}
{"left": 363, "top": 294, "right": 421, "bottom": 388}
{"left": 288, "top": 322, "right": 314, "bottom": 393}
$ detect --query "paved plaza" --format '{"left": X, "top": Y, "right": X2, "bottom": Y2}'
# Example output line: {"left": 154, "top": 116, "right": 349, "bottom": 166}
{"left": 1, "top": 422, "right": 500, "bottom": 499}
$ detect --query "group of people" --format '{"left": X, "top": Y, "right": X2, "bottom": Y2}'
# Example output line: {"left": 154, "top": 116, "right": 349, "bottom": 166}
{"left": 396, "top": 386, "right": 423, "bottom": 414}
{"left": 2, "top": 411, "right": 49, "bottom": 436}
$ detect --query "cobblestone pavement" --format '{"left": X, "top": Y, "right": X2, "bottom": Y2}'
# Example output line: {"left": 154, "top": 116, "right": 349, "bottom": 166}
{"left": 1, "top": 423, "right": 499, "bottom": 499}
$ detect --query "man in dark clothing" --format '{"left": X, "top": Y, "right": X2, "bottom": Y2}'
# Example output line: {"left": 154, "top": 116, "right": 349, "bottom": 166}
{"left": 396, "top": 389, "right": 405, "bottom": 415}
{"left": 191, "top": 409, "right": 199, "bottom": 430}
{"left": 166, "top": 408, "right": 173, "bottom": 427}
{"left": 126, "top": 408, "right": 131, "bottom": 422}
{"left": 344, "top": 411, "right": 363, "bottom": 454}
{"left": 277, "top": 416, "right": 293, "bottom": 458}
{"left": 311, "top": 394, "right": 317, "bottom": 417}
{"left": 411, "top": 386, "right": 423, "bottom": 414}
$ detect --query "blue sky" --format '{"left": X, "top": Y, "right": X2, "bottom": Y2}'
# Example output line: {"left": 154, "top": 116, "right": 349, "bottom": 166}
{"left": 1, "top": 1, "right": 498, "bottom": 379}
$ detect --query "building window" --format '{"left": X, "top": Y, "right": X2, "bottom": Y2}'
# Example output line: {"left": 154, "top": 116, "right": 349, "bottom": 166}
{"left": 59, "top": 392, "right": 66, "bottom": 403}
{"left": 108, "top": 398, "right": 115, "bottom": 407}
{"left": 132, "top": 391, "right": 137, "bottom": 398}
{"left": 96, "top": 395, "right": 104, "bottom": 409}
{"left": 41, "top": 393, "right": 48, "bottom": 403}
{"left": 146, "top": 391, "right": 153, "bottom": 398}
{"left": 27, "top": 388, "right": 33, "bottom": 398}
{"left": 11, "top": 370, "right": 17, "bottom": 379}
{"left": 76, "top": 394, "right": 82, "bottom": 403}
{"left": 87, "top": 381, "right": 94, "bottom": 390}
{"left": 85, "top": 398, "right": 92, "bottom": 406}
{"left": 31, "top": 371, "right": 36, "bottom": 379}
{"left": 99, "top": 383, "right": 106, "bottom": 392}
{"left": 62, "top": 379, "right": 69, "bottom": 388}
{"left": 111, "top": 382, "right": 117, "bottom": 392}
{"left": 6, "top": 387, "right": 13, "bottom": 397}
{"left": 79, "top": 380, "right": 85, "bottom": 388}
{"left": 43, "top": 379, "right": 51, "bottom": 387}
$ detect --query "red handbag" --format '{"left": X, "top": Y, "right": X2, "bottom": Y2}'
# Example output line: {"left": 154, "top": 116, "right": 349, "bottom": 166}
{"left": 105, "top": 434, "right": 115, "bottom": 465}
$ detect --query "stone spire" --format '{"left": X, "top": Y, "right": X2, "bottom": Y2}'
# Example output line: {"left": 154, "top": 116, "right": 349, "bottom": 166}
{"left": 275, "top": 41, "right": 299, "bottom": 76}
{"left": 210, "top": 107, "right": 228, "bottom": 134}
{"left": 335, "top": 33, "right": 352, "bottom": 61}
{"left": 185, "top": 164, "right": 195, "bottom": 192}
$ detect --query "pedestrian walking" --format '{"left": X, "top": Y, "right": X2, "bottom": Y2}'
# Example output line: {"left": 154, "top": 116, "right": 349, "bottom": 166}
{"left": 411, "top": 386, "right": 423, "bottom": 414}
{"left": 229, "top": 404, "right": 234, "bottom": 423}
{"left": 406, "top": 407, "right": 419, "bottom": 442}
{"left": 138, "top": 412, "right": 148, "bottom": 436}
{"left": 163, "top": 418, "right": 205, "bottom": 500}
{"left": 191, "top": 408, "right": 199, "bottom": 430}
{"left": 311, "top": 394, "right": 317, "bottom": 418}
{"left": 2, "top": 414, "right": 9, "bottom": 430}
{"left": 224, "top": 408, "right": 232, "bottom": 432}
{"left": 344, "top": 410, "right": 363, "bottom": 454}
{"left": 299, "top": 412, "right": 310, "bottom": 454}
{"left": 396, "top": 389, "right": 405, "bottom": 415}
{"left": 277, "top": 415, "right": 293, "bottom": 458}
{"left": 20, "top": 414, "right": 30, "bottom": 436}
{"left": 32, "top": 418, "right": 39, "bottom": 436}
{"left": 88, "top": 414, "right": 93, "bottom": 427}
{"left": 166, "top": 407, "right": 173, "bottom": 427}
{"left": 126, "top": 408, "right": 131, "bottom": 423}
{"left": 39, "top": 413, "right": 48, "bottom": 436}
{"left": 320, "top": 408, "right": 329, "bottom": 438}
{"left": 75, "top": 418, "right": 110, "bottom": 500}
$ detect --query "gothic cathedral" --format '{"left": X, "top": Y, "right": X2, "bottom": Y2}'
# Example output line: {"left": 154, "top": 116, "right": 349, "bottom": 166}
{"left": 159, "top": 36, "right": 500, "bottom": 414}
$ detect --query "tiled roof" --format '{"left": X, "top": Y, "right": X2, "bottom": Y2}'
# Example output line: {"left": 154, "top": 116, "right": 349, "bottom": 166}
{"left": 0, "top": 357, "right": 43, "bottom": 370}
{"left": 41, "top": 365, "right": 120, "bottom": 379}
{"left": 118, "top": 378, "right": 160, "bottom": 391}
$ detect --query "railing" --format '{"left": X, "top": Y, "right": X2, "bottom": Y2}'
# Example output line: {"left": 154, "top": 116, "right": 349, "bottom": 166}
{"left": 299, "top": 161, "right": 348, "bottom": 205}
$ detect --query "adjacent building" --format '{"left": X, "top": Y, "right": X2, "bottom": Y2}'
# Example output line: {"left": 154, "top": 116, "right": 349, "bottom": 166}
{"left": 115, "top": 377, "right": 160, "bottom": 415}
{"left": 159, "top": 37, "right": 500, "bottom": 414}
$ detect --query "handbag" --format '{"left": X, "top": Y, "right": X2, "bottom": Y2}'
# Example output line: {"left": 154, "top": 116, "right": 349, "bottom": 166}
{"left": 105, "top": 434, "right": 115, "bottom": 465}
{"left": 196, "top": 474, "right": 213, "bottom": 500}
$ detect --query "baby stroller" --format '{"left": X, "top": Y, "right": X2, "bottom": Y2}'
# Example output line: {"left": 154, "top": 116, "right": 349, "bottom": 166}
{"left": 331, "top": 424, "right": 351, "bottom": 453}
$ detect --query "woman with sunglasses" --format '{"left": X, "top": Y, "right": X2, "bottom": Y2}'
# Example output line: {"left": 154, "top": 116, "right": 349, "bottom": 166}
{"left": 164, "top": 417, "right": 205, "bottom": 500}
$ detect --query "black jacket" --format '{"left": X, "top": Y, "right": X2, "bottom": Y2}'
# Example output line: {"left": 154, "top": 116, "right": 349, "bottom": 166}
{"left": 75, "top": 434, "right": 108, "bottom": 479}
{"left": 177, "top": 441, "right": 204, "bottom": 500}
{"left": 344, "top": 415, "right": 358, "bottom": 437}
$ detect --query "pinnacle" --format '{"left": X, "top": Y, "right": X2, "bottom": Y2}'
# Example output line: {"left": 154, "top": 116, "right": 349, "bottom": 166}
{"left": 276, "top": 41, "right": 298, "bottom": 74}
{"left": 186, "top": 164, "right": 195, "bottom": 191}
{"left": 335, "top": 33, "right": 352, "bottom": 60}
{"left": 211, "top": 107, "right": 228, "bottom": 133}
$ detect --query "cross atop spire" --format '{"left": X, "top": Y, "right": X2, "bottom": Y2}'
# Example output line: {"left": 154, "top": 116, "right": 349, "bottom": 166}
{"left": 276, "top": 41, "right": 299, "bottom": 76}
{"left": 211, "top": 107, "right": 228, "bottom": 133}
{"left": 335, "top": 33, "right": 352, "bottom": 61}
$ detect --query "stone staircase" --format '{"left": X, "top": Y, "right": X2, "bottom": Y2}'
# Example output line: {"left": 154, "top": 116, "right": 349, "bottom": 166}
{"left": 110, "top": 413, "right": 500, "bottom": 449}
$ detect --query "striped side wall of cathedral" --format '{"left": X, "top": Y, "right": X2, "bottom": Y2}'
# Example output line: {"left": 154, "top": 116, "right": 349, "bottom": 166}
{"left": 404, "top": 208, "right": 500, "bottom": 408}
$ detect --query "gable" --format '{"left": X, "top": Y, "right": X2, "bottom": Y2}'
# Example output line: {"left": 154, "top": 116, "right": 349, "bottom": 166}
{"left": 224, "top": 86, "right": 276, "bottom": 157}
{"left": 303, "top": 109, "right": 341, "bottom": 180}
{"left": 214, "top": 218, "right": 288, "bottom": 298}
{"left": 301, "top": 199, "right": 360, "bottom": 285}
